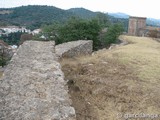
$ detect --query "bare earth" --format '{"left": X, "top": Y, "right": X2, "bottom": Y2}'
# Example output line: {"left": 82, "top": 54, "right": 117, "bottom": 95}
{"left": 60, "top": 35, "right": 160, "bottom": 120}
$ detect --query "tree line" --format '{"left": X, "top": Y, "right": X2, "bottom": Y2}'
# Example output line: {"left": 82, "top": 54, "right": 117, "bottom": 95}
{"left": 0, "top": 5, "right": 128, "bottom": 31}
{"left": 0, "top": 13, "right": 124, "bottom": 49}
{"left": 0, "top": 13, "right": 124, "bottom": 67}
{"left": 42, "top": 14, "right": 124, "bottom": 50}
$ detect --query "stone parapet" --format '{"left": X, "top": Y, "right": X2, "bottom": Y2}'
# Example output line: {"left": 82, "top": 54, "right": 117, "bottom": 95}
{"left": 55, "top": 40, "right": 93, "bottom": 58}
{"left": 0, "top": 41, "right": 76, "bottom": 120}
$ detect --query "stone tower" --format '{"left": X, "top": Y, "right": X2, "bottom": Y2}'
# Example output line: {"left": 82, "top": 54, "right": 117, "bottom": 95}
{"left": 128, "top": 16, "right": 146, "bottom": 36}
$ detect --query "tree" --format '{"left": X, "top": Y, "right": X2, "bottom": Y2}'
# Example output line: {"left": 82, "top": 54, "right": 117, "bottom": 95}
{"left": 0, "top": 32, "right": 23, "bottom": 45}
{"left": 42, "top": 22, "right": 61, "bottom": 40}
{"left": 104, "top": 23, "right": 124, "bottom": 46}
{"left": 57, "top": 17, "right": 101, "bottom": 50}
{"left": 96, "top": 12, "right": 110, "bottom": 28}
{"left": 42, "top": 17, "right": 124, "bottom": 50}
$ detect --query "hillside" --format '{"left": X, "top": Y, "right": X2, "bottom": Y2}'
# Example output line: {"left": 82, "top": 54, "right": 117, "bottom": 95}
{"left": 147, "top": 18, "right": 160, "bottom": 26}
{"left": 61, "top": 35, "right": 160, "bottom": 119}
{"left": 1, "top": 5, "right": 159, "bottom": 32}
{"left": 0, "top": 5, "right": 75, "bottom": 29}
{"left": 68, "top": 8, "right": 129, "bottom": 31}
{"left": 0, "top": 6, "right": 101, "bottom": 29}
{"left": 68, "top": 8, "right": 97, "bottom": 19}
{"left": 108, "top": 12, "right": 129, "bottom": 18}
{"left": 108, "top": 12, "right": 160, "bottom": 27}
{"left": 0, "top": 6, "right": 129, "bottom": 30}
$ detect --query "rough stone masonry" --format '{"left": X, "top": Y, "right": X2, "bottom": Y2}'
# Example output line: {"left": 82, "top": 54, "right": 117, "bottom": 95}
{"left": 55, "top": 40, "right": 93, "bottom": 58}
{"left": 0, "top": 41, "right": 76, "bottom": 120}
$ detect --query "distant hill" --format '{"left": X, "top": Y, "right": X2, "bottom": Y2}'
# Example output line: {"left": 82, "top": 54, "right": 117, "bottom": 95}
{"left": 0, "top": 6, "right": 129, "bottom": 31}
{"left": 108, "top": 12, "right": 129, "bottom": 18}
{"left": 108, "top": 12, "right": 160, "bottom": 27}
{"left": 0, "top": 5, "right": 75, "bottom": 30}
{"left": 0, "top": 6, "right": 130, "bottom": 32}
{"left": 0, "top": 6, "right": 112, "bottom": 30}
{"left": 67, "top": 8, "right": 97, "bottom": 19}
{"left": 0, "top": 6, "right": 102, "bottom": 30}
{"left": 0, "top": 5, "right": 159, "bottom": 30}
{"left": 147, "top": 18, "right": 160, "bottom": 27}
{"left": 0, "top": 10, "right": 13, "bottom": 14}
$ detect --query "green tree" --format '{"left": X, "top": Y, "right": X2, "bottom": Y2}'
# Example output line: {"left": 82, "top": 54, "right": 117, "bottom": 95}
{"left": 42, "top": 17, "right": 124, "bottom": 50}
{"left": 104, "top": 23, "right": 124, "bottom": 46}
{"left": 0, "top": 32, "right": 23, "bottom": 45}
{"left": 42, "top": 22, "right": 61, "bottom": 40}
{"left": 57, "top": 17, "right": 101, "bottom": 50}
{"left": 96, "top": 12, "right": 110, "bottom": 28}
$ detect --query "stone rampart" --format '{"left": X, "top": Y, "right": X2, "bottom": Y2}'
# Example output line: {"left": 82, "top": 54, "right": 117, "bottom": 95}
{"left": 0, "top": 41, "right": 76, "bottom": 120}
{"left": 55, "top": 40, "right": 93, "bottom": 58}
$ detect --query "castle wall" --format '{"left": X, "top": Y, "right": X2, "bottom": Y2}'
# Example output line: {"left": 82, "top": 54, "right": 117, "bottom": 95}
{"left": 0, "top": 41, "right": 76, "bottom": 120}
{"left": 128, "top": 16, "right": 146, "bottom": 36}
{"left": 55, "top": 40, "right": 93, "bottom": 58}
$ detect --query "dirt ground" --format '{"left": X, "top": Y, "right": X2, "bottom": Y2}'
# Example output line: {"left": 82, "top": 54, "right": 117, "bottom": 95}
{"left": 60, "top": 36, "right": 160, "bottom": 120}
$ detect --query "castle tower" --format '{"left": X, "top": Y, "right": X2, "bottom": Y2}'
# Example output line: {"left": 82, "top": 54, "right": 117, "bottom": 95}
{"left": 128, "top": 16, "right": 146, "bottom": 36}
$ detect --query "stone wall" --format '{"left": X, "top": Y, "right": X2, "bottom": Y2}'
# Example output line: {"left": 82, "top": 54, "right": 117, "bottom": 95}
{"left": 55, "top": 40, "right": 93, "bottom": 58}
{"left": 0, "top": 41, "right": 76, "bottom": 120}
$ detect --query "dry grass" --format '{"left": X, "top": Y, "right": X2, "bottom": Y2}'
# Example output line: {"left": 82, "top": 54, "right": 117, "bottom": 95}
{"left": 117, "top": 36, "right": 160, "bottom": 82}
{"left": 61, "top": 35, "right": 160, "bottom": 120}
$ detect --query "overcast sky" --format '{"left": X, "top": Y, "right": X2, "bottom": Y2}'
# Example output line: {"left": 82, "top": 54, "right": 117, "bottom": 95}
{"left": 1, "top": 0, "right": 160, "bottom": 19}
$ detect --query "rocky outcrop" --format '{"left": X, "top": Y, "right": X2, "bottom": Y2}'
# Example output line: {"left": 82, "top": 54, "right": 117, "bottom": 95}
{"left": 0, "top": 41, "right": 76, "bottom": 120}
{"left": 55, "top": 40, "right": 93, "bottom": 58}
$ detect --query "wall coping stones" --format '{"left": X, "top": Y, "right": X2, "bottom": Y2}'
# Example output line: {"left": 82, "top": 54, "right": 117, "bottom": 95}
{"left": 55, "top": 40, "right": 93, "bottom": 58}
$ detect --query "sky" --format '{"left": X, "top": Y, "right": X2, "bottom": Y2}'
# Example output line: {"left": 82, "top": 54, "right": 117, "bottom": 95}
{"left": 0, "top": 0, "right": 160, "bottom": 19}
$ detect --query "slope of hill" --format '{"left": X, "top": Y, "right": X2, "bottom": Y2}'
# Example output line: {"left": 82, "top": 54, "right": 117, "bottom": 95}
{"left": 108, "top": 12, "right": 160, "bottom": 27}
{"left": 68, "top": 8, "right": 129, "bottom": 31}
{"left": 0, "top": 5, "right": 75, "bottom": 29}
{"left": 61, "top": 35, "right": 160, "bottom": 119}
{"left": 0, "top": 5, "right": 160, "bottom": 30}
{"left": 68, "top": 7, "right": 97, "bottom": 19}
{"left": 0, "top": 10, "right": 13, "bottom": 14}
{"left": 0, "top": 6, "right": 129, "bottom": 30}
{"left": 108, "top": 12, "right": 129, "bottom": 18}
{"left": 147, "top": 18, "right": 160, "bottom": 26}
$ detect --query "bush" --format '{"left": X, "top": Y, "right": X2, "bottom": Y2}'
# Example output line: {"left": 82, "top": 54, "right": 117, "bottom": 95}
{"left": 42, "top": 17, "right": 124, "bottom": 50}
{"left": 43, "top": 17, "right": 101, "bottom": 50}
{"left": 148, "top": 30, "right": 158, "bottom": 38}
{"left": 104, "top": 23, "right": 124, "bottom": 46}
